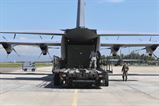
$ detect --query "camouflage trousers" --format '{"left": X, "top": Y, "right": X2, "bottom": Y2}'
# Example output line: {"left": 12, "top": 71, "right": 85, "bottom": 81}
{"left": 89, "top": 57, "right": 97, "bottom": 69}
{"left": 122, "top": 71, "right": 128, "bottom": 81}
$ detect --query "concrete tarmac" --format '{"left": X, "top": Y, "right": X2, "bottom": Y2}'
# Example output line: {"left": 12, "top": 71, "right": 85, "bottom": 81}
{"left": 0, "top": 66, "right": 159, "bottom": 106}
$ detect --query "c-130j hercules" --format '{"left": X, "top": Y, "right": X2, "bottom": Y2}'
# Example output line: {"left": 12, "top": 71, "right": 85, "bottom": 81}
{"left": 0, "top": 0, "right": 159, "bottom": 87}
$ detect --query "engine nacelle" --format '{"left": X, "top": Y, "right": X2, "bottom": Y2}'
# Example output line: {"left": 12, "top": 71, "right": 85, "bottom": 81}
{"left": 39, "top": 44, "right": 48, "bottom": 55}
{"left": 111, "top": 46, "right": 120, "bottom": 56}
{"left": 146, "top": 45, "right": 158, "bottom": 56}
{"left": 2, "top": 43, "right": 13, "bottom": 54}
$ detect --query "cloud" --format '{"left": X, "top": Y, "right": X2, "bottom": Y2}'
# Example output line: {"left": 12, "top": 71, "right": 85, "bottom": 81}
{"left": 99, "top": 0, "right": 125, "bottom": 3}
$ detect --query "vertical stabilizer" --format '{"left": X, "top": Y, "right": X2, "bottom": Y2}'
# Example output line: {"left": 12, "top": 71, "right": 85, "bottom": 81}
{"left": 76, "top": 0, "right": 85, "bottom": 28}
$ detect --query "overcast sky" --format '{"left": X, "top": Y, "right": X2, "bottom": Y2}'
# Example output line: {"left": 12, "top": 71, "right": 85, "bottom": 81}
{"left": 0, "top": 0, "right": 159, "bottom": 62}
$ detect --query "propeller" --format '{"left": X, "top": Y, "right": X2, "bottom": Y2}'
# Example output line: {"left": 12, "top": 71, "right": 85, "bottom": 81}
{"left": 38, "top": 51, "right": 53, "bottom": 60}
{"left": 13, "top": 33, "right": 16, "bottom": 40}
{"left": 139, "top": 36, "right": 153, "bottom": 42}
{"left": 38, "top": 52, "right": 43, "bottom": 59}
{"left": 51, "top": 35, "right": 54, "bottom": 40}
{"left": 40, "top": 35, "right": 43, "bottom": 40}
{"left": 148, "top": 36, "right": 158, "bottom": 42}
{"left": 7, "top": 54, "right": 9, "bottom": 58}
{"left": 119, "top": 49, "right": 123, "bottom": 58}
{"left": 149, "top": 36, "right": 152, "bottom": 42}
{"left": 13, "top": 48, "right": 20, "bottom": 57}
{"left": 38, "top": 44, "right": 60, "bottom": 60}
{"left": 100, "top": 47, "right": 116, "bottom": 56}
{"left": 152, "top": 53, "right": 159, "bottom": 59}
{"left": 1, "top": 34, "right": 16, "bottom": 40}
{"left": 2, "top": 36, "right": 7, "bottom": 41}
{"left": 6, "top": 48, "right": 20, "bottom": 58}
{"left": 117, "top": 36, "right": 120, "bottom": 40}
{"left": 48, "top": 51, "right": 53, "bottom": 59}
{"left": 133, "top": 47, "right": 158, "bottom": 58}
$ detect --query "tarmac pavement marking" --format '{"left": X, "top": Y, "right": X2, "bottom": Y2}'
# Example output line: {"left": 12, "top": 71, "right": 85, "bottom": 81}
{"left": 72, "top": 89, "right": 79, "bottom": 106}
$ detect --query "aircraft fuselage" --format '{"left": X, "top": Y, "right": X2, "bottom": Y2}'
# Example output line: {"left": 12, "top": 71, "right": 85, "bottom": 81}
{"left": 61, "top": 28, "right": 100, "bottom": 68}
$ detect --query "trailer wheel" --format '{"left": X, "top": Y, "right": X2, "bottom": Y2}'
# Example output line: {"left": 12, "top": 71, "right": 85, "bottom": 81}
{"left": 53, "top": 73, "right": 60, "bottom": 86}
{"left": 105, "top": 72, "right": 109, "bottom": 86}
{"left": 95, "top": 79, "right": 100, "bottom": 87}
{"left": 32, "top": 69, "right": 35, "bottom": 72}
{"left": 24, "top": 69, "right": 27, "bottom": 72}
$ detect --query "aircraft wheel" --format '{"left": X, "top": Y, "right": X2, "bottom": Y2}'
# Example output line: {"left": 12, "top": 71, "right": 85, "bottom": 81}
{"left": 32, "top": 69, "right": 35, "bottom": 72}
{"left": 95, "top": 79, "right": 100, "bottom": 87}
{"left": 105, "top": 72, "right": 109, "bottom": 86}
{"left": 24, "top": 69, "right": 27, "bottom": 72}
{"left": 53, "top": 73, "right": 60, "bottom": 86}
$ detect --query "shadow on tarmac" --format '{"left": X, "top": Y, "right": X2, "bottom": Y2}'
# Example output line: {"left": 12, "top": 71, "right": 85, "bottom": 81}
{"left": 0, "top": 74, "right": 52, "bottom": 81}
{"left": 1, "top": 72, "right": 158, "bottom": 89}
{"left": 110, "top": 73, "right": 159, "bottom": 76}
{"left": 1, "top": 72, "right": 159, "bottom": 76}
{"left": 0, "top": 72, "right": 51, "bottom": 76}
{"left": 0, "top": 74, "right": 101, "bottom": 89}
{"left": 109, "top": 79, "right": 138, "bottom": 82}
{"left": 44, "top": 82, "right": 102, "bottom": 89}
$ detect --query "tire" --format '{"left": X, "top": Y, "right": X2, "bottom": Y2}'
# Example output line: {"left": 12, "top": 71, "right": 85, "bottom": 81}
{"left": 53, "top": 73, "right": 60, "bottom": 86}
{"left": 104, "top": 72, "right": 109, "bottom": 86}
{"left": 95, "top": 79, "right": 100, "bottom": 87}
{"left": 24, "top": 69, "right": 27, "bottom": 72}
{"left": 32, "top": 69, "right": 35, "bottom": 72}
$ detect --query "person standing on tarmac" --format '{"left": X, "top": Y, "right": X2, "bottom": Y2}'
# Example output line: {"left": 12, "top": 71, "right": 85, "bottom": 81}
{"left": 89, "top": 51, "right": 98, "bottom": 69}
{"left": 122, "top": 63, "right": 129, "bottom": 81}
{"left": 97, "top": 51, "right": 101, "bottom": 69}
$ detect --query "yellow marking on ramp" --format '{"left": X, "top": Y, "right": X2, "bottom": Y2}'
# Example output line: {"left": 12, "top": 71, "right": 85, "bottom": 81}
{"left": 72, "top": 90, "right": 79, "bottom": 106}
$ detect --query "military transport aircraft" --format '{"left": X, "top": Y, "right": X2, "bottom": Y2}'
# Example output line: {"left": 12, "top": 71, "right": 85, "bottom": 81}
{"left": 0, "top": 0, "right": 159, "bottom": 87}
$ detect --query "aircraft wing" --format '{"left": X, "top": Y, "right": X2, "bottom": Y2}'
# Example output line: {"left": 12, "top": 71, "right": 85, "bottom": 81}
{"left": 0, "top": 32, "right": 64, "bottom": 36}
{"left": 0, "top": 40, "right": 61, "bottom": 57}
{"left": 100, "top": 42, "right": 159, "bottom": 56}
{"left": 98, "top": 33, "right": 159, "bottom": 36}
{"left": 0, "top": 31, "right": 62, "bottom": 56}
{"left": 99, "top": 33, "right": 159, "bottom": 51}
{"left": 0, "top": 41, "right": 61, "bottom": 46}
{"left": 101, "top": 43, "right": 159, "bottom": 47}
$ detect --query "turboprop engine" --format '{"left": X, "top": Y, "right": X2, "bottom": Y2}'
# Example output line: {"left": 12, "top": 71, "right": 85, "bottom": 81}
{"left": 111, "top": 46, "right": 120, "bottom": 56}
{"left": 145, "top": 45, "right": 158, "bottom": 56}
{"left": 2, "top": 43, "right": 14, "bottom": 54}
{"left": 39, "top": 44, "right": 48, "bottom": 55}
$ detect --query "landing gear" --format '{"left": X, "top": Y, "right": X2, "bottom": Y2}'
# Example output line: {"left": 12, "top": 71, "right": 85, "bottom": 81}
{"left": 24, "top": 69, "right": 27, "bottom": 72}
{"left": 95, "top": 79, "right": 100, "bottom": 87}
{"left": 53, "top": 73, "right": 60, "bottom": 86}
{"left": 104, "top": 72, "right": 109, "bottom": 86}
{"left": 52, "top": 68, "right": 109, "bottom": 88}
{"left": 31, "top": 69, "right": 35, "bottom": 72}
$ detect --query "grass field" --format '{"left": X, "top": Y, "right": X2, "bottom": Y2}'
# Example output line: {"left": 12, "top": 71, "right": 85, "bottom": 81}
{"left": 0, "top": 63, "right": 52, "bottom": 68}
{"left": 35, "top": 63, "right": 52, "bottom": 67}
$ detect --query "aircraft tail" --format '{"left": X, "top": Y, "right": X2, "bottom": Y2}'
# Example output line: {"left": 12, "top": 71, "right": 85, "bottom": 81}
{"left": 76, "top": 0, "right": 85, "bottom": 28}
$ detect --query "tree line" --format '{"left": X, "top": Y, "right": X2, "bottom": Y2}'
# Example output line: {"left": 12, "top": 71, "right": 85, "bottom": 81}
{"left": 101, "top": 52, "right": 158, "bottom": 61}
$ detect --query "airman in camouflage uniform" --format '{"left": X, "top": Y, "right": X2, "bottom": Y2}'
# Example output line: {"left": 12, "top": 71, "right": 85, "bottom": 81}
{"left": 122, "top": 63, "right": 129, "bottom": 81}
